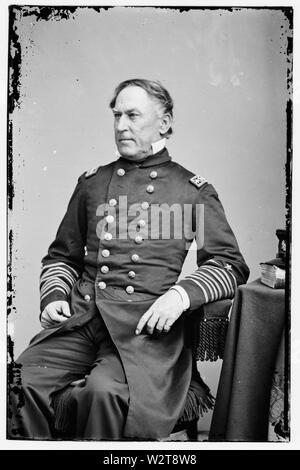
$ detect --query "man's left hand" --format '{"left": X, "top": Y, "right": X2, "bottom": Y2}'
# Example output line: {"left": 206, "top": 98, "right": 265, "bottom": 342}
{"left": 135, "top": 289, "right": 184, "bottom": 335}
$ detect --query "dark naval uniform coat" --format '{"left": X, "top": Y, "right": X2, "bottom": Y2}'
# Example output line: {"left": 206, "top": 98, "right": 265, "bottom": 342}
{"left": 10, "top": 148, "right": 249, "bottom": 440}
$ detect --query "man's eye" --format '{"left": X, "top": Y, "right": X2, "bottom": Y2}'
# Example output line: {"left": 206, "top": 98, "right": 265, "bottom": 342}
{"left": 129, "top": 113, "right": 138, "bottom": 119}
{"left": 114, "top": 114, "right": 121, "bottom": 119}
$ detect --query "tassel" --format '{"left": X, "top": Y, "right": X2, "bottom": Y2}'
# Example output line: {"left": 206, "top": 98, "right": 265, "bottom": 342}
{"left": 52, "top": 386, "right": 76, "bottom": 436}
{"left": 195, "top": 318, "right": 229, "bottom": 362}
{"left": 176, "top": 370, "right": 215, "bottom": 426}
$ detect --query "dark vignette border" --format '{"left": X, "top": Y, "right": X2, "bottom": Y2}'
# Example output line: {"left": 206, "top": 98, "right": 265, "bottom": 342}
{"left": 284, "top": 7, "right": 293, "bottom": 442}
{"left": 6, "top": 4, "right": 293, "bottom": 443}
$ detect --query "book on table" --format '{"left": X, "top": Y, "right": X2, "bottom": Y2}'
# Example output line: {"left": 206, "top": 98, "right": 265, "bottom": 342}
{"left": 260, "top": 258, "right": 285, "bottom": 289}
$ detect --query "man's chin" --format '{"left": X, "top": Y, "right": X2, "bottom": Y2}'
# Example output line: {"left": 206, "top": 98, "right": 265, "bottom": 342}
{"left": 117, "top": 147, "right": 149, "bottom": 161}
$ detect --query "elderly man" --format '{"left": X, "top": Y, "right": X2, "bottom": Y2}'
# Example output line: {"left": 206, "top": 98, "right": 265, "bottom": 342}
{"left": 8, "top": 79, "right": 249, "bottom": 440}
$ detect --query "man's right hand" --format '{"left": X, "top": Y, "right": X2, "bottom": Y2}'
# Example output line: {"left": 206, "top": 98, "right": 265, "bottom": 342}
{"left": 40, "top": 301, "right": 71, "bottom": 329}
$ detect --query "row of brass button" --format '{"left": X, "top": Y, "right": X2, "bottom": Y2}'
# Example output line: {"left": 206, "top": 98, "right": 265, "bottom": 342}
{"left": 97, "top": 167, "right": 155, "bottom": 295}
{"left": 107, "top": 199, "right": 150, "bottom": 211}
{"left": 117, "top": 168, "right": 158, "bottom": 179}
{"left": 98, "top": 249, "right": 140, "bottom": 294}
{"left": 100, "top": 265, "right": 136, "bottom": 279}
{"left": 97, "top": 281, "right": 134, "bottom": 294}
{"left": 101, "top": 250, "right": 140, "bottom": 261}
{"left": 117, "top": 168, "right": 156, "bottom": 193}
{"left": 105, "top": 215, "right": 147, "bottom": 230}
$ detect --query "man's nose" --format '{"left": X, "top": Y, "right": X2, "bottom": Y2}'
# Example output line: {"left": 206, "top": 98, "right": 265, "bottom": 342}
{"left": 116, "top": 115, "right": 129, "bottom": 132}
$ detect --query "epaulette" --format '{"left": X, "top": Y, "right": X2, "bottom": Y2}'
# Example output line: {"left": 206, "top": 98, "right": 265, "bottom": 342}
{"left": 85, "top": 167, "right": 99, "bottom": 178}
{"left": 189, "top": 174, "right": 207, "bottom": 189}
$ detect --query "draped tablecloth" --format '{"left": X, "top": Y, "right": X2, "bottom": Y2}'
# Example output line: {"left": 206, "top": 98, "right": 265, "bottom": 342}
{"left": 209, "top": 279, "right": 288, "bottom": 442}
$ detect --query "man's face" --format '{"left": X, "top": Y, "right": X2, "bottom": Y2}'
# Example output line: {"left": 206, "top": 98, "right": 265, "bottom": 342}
{"left": 113, "top": 86, "right": 166, "bottom": 161}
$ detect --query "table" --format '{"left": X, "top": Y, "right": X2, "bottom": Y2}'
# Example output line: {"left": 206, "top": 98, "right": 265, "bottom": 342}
{"left": 209, "top": 279, "right": 288, "bottom": 442}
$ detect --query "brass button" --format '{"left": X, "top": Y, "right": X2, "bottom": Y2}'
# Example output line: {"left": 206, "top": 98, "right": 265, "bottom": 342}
{"left": 101, "top": 265, "right": 109, "bottom": 274}
{"left": 141, "top": 201, "right": 149, "bottom": 210}
{"left": 84, "top": 294, "right": 91, "bottom": 302}
{"left": 109, "top": 198, "right": 117, "bottom": 207}
{"left": 146, "top": 184, "right": 154, "bottom": 193}
{"left": 138, "top": 219, "right": 146, "bottom": 228}
{"left": 134, "top": 235, "right": 143, "bottom": 245}
{"left": 150, "top": 171, "right": 158, "bottom": 179}
{"left": 102, "top": 249, "right": 110, "bottom": 258}
{"left": 126, "top": 286, "right": 134, "bottom": 294}
{"left": 106, "top": 215, "right": 114, "bottom": 224}
{"left": 131, "top": 254, "right": 139, "bottom": 262}
{"left": 98, "top": 281, "right": 106, "bottom": 290}
{"left": 128, "top": 271, "right": 136, "bottom": 279}
{"left": 104, "top": 232, "right": 113, "bottom": 241}
{"left": 117, "top": 168, "right": 125, "bottom": 176}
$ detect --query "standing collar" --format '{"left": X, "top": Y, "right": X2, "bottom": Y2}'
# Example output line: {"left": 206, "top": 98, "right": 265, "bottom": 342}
{"left": 115, "top": 137, "right": 166, "bottom": 159}
{"left": 150, "top": 138, "right": 166, "bottom": 155}
{"left": 138, "top": 147, "right": 171, "bottom": 168}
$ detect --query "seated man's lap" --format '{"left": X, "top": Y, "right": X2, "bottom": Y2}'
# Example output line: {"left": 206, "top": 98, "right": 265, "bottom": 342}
{"left": 16, "top": 314, "right": 129, "bottom": 404}
{"left": 17, "top": 316, "right": 104, "bottom": 373}
{"left": 69, "top": 342, "right": 129, "bottom": 419}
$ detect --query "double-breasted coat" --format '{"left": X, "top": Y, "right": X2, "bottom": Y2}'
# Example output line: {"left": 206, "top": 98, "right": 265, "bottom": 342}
{"left": 16, "top": 147, "right": 249, "bottom": 439}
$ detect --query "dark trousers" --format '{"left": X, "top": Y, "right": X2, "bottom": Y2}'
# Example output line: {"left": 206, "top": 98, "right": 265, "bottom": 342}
{"left": 8, "top": 314, "right": 129, "bottom": 440}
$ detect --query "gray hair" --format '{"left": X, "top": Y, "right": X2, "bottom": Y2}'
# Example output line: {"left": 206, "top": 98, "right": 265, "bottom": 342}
{"left": 109, "top": 79, "right": 174, "bottom": 137}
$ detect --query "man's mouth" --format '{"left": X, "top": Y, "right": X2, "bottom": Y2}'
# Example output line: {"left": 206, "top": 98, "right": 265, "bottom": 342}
{"left": 119, "top": 138, "right": 134, "bottom": 142}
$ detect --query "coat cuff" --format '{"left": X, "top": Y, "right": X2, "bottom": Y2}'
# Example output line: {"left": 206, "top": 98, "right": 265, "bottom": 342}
{"left": 176, "top": 261, "right": 237, "bottom": 312}
{"left": 39, "top": 261, "right": 79, "bottom": 316}
{"left": 40, "top": 290, "right": 69, "bottom": 318}
{"left": 169, "top": 285, "right": 191, "bottom": 311}
{"left": 175, "top": 279, "right": 207, "bottom": 311}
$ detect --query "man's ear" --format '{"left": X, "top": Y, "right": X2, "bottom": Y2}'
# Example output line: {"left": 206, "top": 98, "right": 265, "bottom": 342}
{"left": 159, "top": 113, "right": 172, "bottom": 136}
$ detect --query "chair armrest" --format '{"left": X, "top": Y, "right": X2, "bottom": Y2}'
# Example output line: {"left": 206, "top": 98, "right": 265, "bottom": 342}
{"left": 202, "top": 299, "right": 232, "bottom": 320}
